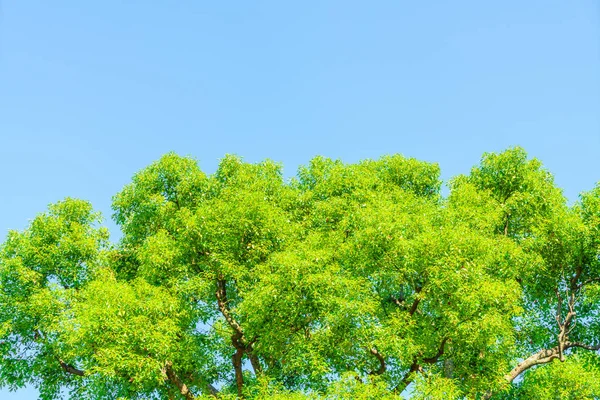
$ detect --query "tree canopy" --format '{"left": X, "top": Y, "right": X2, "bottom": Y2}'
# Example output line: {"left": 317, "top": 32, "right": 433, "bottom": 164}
{"left": 1, "top": 148, "right": 600, "bottom": 399}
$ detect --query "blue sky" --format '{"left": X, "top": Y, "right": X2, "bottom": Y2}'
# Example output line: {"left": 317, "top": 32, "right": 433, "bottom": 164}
{"left": 1, "top": 1, "right": 599, "bottom": 398}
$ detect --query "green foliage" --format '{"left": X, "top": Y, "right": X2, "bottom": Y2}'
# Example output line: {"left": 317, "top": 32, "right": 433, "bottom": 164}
{"left": 0, "top": 198, "right": 109, "bottom": 398}
{"left": 1, "top": 149, "right": 599, "bottom": 399}
{"left": 411, "top": 373, "right": 463, "bottom": 400}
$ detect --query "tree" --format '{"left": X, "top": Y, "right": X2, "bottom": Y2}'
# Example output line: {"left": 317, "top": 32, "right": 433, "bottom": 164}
{"left": 1, "top": 148, "right": 599, "bottom": 399}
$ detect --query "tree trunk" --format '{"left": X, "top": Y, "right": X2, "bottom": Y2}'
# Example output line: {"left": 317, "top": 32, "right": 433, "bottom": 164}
{"left": 249, "top": 353, "right": 263, "bottom": 375}
{"left": 233, "top": 347, "right": 245, "bottom": 398}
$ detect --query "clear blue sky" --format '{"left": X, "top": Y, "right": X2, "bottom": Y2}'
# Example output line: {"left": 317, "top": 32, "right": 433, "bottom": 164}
{"left": 1, "top": 1, "right": 599, "bottom": 398}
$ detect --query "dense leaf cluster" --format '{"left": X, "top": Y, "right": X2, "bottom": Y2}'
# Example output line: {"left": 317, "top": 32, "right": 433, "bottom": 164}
{"left": 1, "top": 148, "right": 600, "bottom": 399}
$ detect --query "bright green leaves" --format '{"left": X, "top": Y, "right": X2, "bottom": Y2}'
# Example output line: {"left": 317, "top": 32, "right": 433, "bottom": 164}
{"left": 296, "top": 154, "right": 441, "bottom": 201}
{"left": 112, "top": 152, "right": 208, "bottom": 246}
{"left": 447, "top": 178, "right": 504, "bottom": 232}
{"left": 62, "top": 272, "right": 193, "bottom": 391}
{"left": 411, "top": 373, "right": 463, "bottom": 400}
{"left": 580, "top": 183, "right": 600, "bottom": 230}
{"left": 2, "top": 149, "right": 599, "bottom": 399}
{"left": 0, "top": 197, "right": 107, "bottom": 340}
{"left": 137, "top": 229, "right": 185, "bottom": 285}
{"left": 457, "top": 148, "right": 600, "bottom": 398}
{"left": 1, "top": 198, "right": 108, "bottom": 290}
{"left": 194, "top": 186, "right": 289, "bottom": 275}
{"left": 113, "top": 153, "right": 291, "bottom": 281}
{"left": 375, "top": 155, "right": 441, "bottom": 199}
{"left": 470, "top": 147, "right": 539, "bottom": 202}
{"left": 325, "top": 374, "right": 399, "bottom": 400}
{"left": 0, "top": 198, "right": 108, "bottom": 398}
{"left": 466, "top": 146, "right": 565, "bottom": 238}
{"left": 238, "top": 245, "right": 376, "bottom": 390}
{"left": 287, "top": 152, "right": 529, "bottom": 395}
{"left": 110, "top": 154, "right": 297, "bottom": 397}
{"left": 579, "top": 183, "right": 600, "bottom": 272}
{"left": 214, "top": 155, "right": 284, "bottom": 195}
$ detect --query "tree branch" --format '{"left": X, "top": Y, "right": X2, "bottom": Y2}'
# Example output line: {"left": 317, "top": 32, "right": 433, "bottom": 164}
{"left": 408, "top": 297, "right": 421, "bottom": 316}
{"left": 393, "top": 338, "right": 447, "bottom": 393}
{"left": 408, "top": 286, "right": 423, "bottom": 316}
{"left": 249, "top": 352, "right": 263, "bottom": 375}
{"left": 164, "top": 361, "right": 196, "bottom": 400}
{"left": 505, "top": 347, "right": 560, "bottom": 383}
{"left": 205, "top": 383, "right": 219, "bottom": 397}
{"left": 215, "top": 278, "right": 245, "bottom": 339}
{"left": 505, "top": 340, "right": 600, "bottom": 384}
{"left": 368, "top": 347, "right": 386, "bottom": 375}
{"left": 564, "top": 341, "right": 600, "bottom": 352}
{"left": 395, "top": 359, "right": 420, "bottom": 393}
{"left": 422, "top": 337, "right": 448, "bottom": 364}
{"left": 570, "top": 266, "right": 583, "bottom": 291}
{"left": 575, "top": 277, "right": 600, "bottom": 291}
{"left": 215, "top": 278, "right": 248, "bottom": 397}
{"left": 59, "top": 359, "right": 84, "bottom": 376}
{"left": 391, "top": 286, "right": 422, "bottom": 316}
{"left": 503, "top": 214, "right": 510, "bottom": 236}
